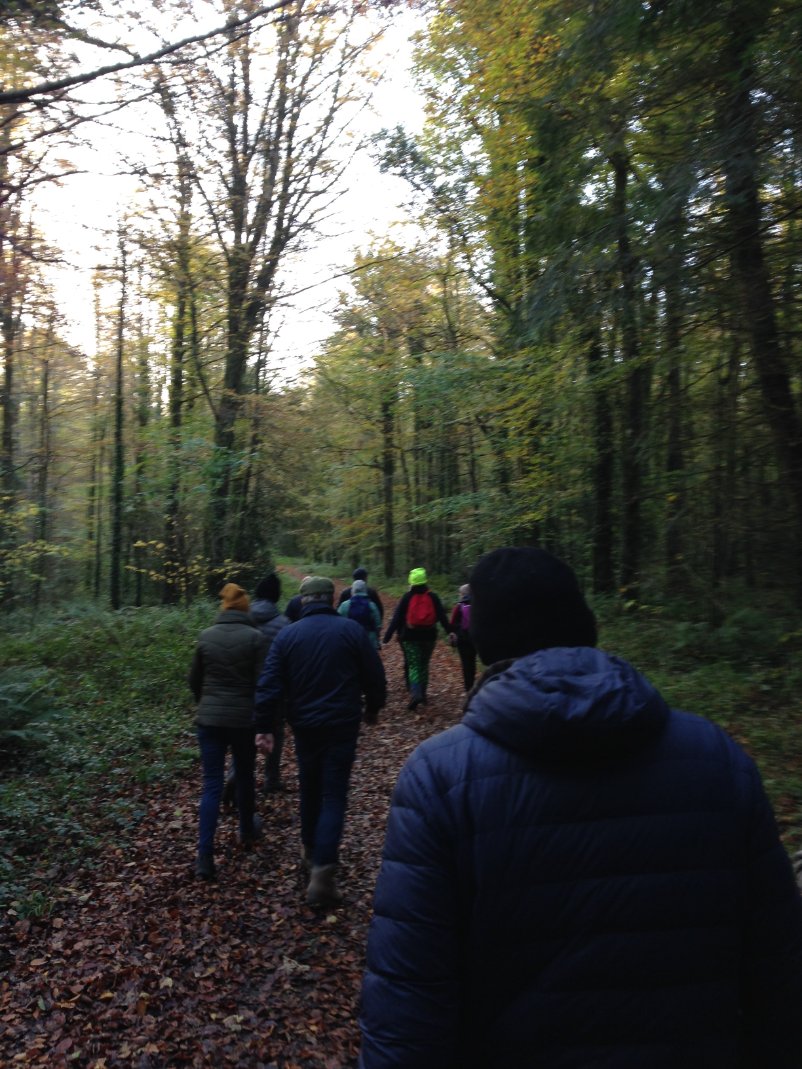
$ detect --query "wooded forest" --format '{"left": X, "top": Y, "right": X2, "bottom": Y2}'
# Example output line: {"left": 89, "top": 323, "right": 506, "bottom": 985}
{"left": 2, "top": 0, "right": 802, "bottom": 614}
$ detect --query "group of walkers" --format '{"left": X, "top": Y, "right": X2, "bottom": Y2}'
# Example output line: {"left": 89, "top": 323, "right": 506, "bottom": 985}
{"left": 188, "top": 563, "right": 468, "bottom": 905}
{"left": 189, "top": 549, "right": 802, "bottom": 1067}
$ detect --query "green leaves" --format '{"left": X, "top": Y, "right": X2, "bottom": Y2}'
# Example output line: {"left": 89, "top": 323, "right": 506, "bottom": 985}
{"left": 0, "top": 667, "right": 60, "bottom": 768}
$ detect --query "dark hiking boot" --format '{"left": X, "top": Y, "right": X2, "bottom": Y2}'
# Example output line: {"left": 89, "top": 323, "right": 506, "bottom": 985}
{"left": 196, "top": 852, "right": 216, "bottom": 880}
{"left": 306, "top": 864, "right": 343, "bottom": 908}
{"left": 239, "top": 813, "right": 263, "bottom": 850}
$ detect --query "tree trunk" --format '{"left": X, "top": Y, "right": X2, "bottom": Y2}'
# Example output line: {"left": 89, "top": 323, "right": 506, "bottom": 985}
{"left": 612, "top": 152, "right": 647, "bottom": 599}
{"left": 32, "top": 324, "right": 53, "bottom": 611}
{"left": 109, "top": 234, "right": 127, "bottom": 610}
{"left": 163, "top": 276, "right": 186, "bottom": 606}
{"left": 655, "top": 175, "right": 690, "bottom": 590}
{"left": 715, "top": 5, "right": 802, "bottom": 601}
{"left": 0, "top": 157, "right": 23, "bottom": 608}
{"left": 381, "top": 396, "right": 395, "bottom": 578}
{"left": 586, "top": 316, "right": 615, "bottom": 594}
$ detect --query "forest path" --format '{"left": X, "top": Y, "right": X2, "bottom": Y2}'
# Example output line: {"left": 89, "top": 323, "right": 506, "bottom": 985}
{"left": 1, "top": 573, "right": 467, "bottom": 1068}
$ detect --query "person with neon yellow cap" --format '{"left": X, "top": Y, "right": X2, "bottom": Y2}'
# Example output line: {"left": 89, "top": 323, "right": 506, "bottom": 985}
{"left": 382, "top": 567, "right": 450, "bottom": 710}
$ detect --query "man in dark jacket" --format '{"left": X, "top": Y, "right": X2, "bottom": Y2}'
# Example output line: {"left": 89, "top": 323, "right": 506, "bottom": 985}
{"left": 255, "top": 575, "right": 386, "bottom": 907}
{"left": 188, "top": 583, "right": 267, "bottom": 880}
{"left": 359, "top": 546, "right": 802, "bottom": 1068}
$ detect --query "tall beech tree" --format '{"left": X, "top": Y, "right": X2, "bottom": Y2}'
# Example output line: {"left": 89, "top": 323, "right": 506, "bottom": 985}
{"left": 155, "top": 0, "right": 374, "bottom": 582}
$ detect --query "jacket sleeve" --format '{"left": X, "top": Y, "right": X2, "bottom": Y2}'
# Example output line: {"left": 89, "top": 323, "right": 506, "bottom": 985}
{"left": 254, "top": 632, "right": 287, "bottom": 733}
{"left": 188, "top": 646, "right": 204, "bottom": 703}
{"left": 432, "top": 592, "right": 451, "bottom": 634}
{"left": 252, "top": 633, "right": 269, "bottom": 685}
{"left": 359, "top": 630, "right": 387, "bottom": 714}
{"left": 370, "top": 587, "right": 384, "bottom": 622}
{"left": 737, "top": 750, "right": 802, "bottom": 1065}
{"left": 383, "top": 594, "right": 408, "bottom": 644}
{"left": 359, "top": 752, "right": 461, "bottom": 1068}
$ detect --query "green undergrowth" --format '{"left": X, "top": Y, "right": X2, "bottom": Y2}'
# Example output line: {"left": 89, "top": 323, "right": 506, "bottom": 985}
{"left": 596, "top": 600, "right": 802, "bottom": 851}
{"left": 0, "top": 600, "right": 213, "bottom": 912}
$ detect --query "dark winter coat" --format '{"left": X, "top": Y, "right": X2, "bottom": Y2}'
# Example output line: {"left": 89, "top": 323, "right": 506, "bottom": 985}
{"left": 448, "top": 599, "right": 473, "bottom": 647}
{"left": 359, "top": 646, "right": 802, "bottom": 1069}
{"left": 382, "top": 586, "right": 450, "bottom": 645}
{"left": 284, "top": 593, "right": 303, "bottom": 622}
{"left": 250, "top": 598, "right": 290, "bottom": 648}
{"left": 188, "top": 610, "right": 267, "bottom": 729}
{"left": 254, "top": 603, "right": 386, "bottom": 736}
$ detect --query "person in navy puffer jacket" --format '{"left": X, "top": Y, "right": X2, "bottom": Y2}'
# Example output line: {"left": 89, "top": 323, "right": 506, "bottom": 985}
{"left": 359, "top": 546, "right": 802, "bottom": 1069}
{"left": 255, "top": 575, "right": 386, "bottom": 908}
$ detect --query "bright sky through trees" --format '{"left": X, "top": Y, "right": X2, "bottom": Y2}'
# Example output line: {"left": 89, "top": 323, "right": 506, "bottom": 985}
{"left": 32, "top": 6, "right": 426, "bottom": 376}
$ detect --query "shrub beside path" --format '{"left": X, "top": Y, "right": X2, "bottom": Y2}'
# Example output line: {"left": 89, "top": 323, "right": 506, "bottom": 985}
{"left": 0, "top": 574, "right": 467, "bottom": 1068}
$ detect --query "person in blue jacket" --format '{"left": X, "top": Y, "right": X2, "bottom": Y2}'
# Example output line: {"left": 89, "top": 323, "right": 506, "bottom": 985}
{"left": 255, "top": 575, "right": 386, "bottom": 908}
{"left": 359, "top": 546, "right": 802, "bottom": 1069}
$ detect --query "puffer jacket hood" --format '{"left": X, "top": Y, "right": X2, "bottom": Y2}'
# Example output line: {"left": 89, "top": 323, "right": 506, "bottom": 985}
{"left": 250, "top": 598, "right": 280, "bottom": 627}
{"left": 464, "top": 646, "right": 669, "bottom": 764}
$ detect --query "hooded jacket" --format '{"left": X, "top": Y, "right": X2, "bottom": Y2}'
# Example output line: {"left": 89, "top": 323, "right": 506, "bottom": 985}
{"left": 359, "top": 646, "right": 802, "bottom": 1069}
{"left": 250, "top": 597, "right": 290, "bottom": 647}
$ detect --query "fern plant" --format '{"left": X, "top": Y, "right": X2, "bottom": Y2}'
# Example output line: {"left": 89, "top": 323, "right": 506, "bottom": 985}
{"left": 0, "top": 667, "right": 60, "bottom": 767}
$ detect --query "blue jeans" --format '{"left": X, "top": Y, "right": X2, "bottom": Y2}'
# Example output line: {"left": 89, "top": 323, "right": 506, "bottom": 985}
{"left": 197, "top": 724, "right": 256, "bottom": 855}
{"left": 292, "top": 728, "right": 358, "bottom": 867}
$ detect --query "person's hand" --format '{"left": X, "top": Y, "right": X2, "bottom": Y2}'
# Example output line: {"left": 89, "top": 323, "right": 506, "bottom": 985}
{"left": 255, "top": 733, "right": 274, "bottom": 755}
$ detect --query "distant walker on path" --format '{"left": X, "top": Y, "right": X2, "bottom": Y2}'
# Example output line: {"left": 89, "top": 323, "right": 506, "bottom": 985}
{"left": 337, "top": 566, "right": 384, "bottom": 623}
{"left": 382, "top": 567, "right": 450, "bottom": 710}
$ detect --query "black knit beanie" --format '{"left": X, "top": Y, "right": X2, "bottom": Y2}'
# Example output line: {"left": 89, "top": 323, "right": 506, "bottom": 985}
{"left": 469, "top": 547, "right": 597, "bottom": 665}
{"left": 254, "top": 573, "right": 281, "bottom": 603}
{"left": 352, "top": 567, "right": 368, "bottom": 581}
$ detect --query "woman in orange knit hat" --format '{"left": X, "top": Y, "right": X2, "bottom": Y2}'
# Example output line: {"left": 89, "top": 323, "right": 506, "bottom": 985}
{"left": 188, "top": 583, "right": 267, "bottom": 879}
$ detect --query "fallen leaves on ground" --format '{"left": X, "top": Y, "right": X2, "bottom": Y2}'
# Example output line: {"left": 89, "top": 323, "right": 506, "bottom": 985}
{"left": 0, "top": 581, "right": 468, "bottom": 1068}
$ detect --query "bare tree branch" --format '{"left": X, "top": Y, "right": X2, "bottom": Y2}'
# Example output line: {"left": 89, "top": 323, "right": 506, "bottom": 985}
{"left": 0, "top": 0, "right": 306, "bottom": 104}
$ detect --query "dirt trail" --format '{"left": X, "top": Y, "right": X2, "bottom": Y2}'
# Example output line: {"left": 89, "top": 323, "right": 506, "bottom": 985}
{"left": 0, "top": 572, "right": 466, "bottom": 1068}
